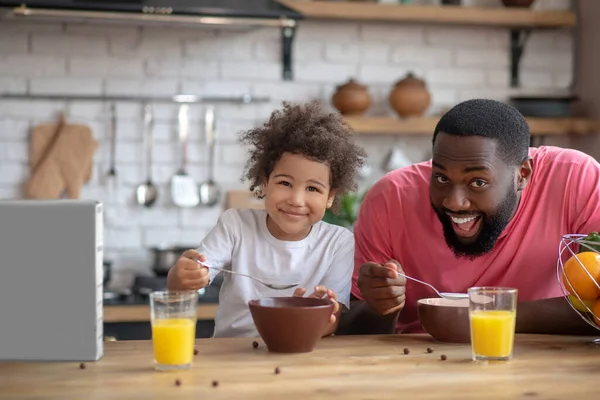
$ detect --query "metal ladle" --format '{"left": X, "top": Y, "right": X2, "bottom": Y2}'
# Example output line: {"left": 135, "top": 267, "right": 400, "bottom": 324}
{"left": 136, "top": 104, "right": 158, "bottom": 207}
{"left": 105, "top": 102, "right": 118, "bottom": 201}
{"left": 198, "top": 105, "right": 221, "bottom": 207}
{"left": 397, "top": 272, "right": 468, "bottom": 300}
{"left": 195, "top": 259, "right": 298, "bottom": 290}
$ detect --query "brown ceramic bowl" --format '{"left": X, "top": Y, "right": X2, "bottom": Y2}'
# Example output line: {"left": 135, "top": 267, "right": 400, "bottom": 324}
{"left": 417, "top": 298, "right": 471, "bottom": 343}
{"left": 248, "top": 297, "right": 334, "bottom": 353}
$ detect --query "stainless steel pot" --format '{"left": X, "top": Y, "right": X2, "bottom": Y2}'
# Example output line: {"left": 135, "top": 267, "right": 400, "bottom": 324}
{"left": 150, "top": 246, "right": 190, "bottom": 277}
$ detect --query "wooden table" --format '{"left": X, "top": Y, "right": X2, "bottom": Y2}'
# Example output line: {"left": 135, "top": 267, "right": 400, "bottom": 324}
{"left": 1, "top": 334, "right": 599, "bottom": 399}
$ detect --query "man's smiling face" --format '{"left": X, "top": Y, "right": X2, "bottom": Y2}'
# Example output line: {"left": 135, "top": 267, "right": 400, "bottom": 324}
{"left": 429, "top": 132, "right": 529, "bottom": 259}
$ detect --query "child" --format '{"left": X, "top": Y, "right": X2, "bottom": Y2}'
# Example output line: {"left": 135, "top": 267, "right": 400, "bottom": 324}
{"left": 167, "top": 100, "right": 367, "bottom": 338}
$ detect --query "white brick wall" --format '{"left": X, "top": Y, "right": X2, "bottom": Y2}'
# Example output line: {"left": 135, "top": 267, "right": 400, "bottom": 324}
{"left": 0, "top": 0, "right": 575, "bottom": 285}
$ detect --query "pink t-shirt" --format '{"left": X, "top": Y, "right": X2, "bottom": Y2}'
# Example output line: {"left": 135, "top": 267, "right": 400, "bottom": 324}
{"left": 352, "top": 146, "right": 600, "bottom": 333}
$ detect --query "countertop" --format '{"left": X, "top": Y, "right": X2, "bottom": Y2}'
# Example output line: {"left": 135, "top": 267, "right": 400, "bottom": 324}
{"left": 1, "top": 334, "right": 599, "bottom": 399}
{"left": 103, "top": 303, "right": 218, "bottom": 323}
{"left": 102, "top": 286, "right": 220, "bottom": 323}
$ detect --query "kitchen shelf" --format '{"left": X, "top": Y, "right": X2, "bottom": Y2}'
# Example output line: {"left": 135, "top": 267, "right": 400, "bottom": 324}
{"left": 343, "top": 116, "right": 600, "bottom": 136}
{"left": 277, "top": 1, "right": 576, "bottom": 87}
{"left": 277, "top": 1, "right": 575, "bottom": 28}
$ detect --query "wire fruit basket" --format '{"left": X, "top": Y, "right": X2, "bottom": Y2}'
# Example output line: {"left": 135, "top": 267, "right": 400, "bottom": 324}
{"left": 557, "top": 233, "right": 600, "bottom": 345}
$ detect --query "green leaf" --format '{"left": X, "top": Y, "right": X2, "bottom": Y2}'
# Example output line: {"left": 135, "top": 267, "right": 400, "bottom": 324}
{"left": 322, "top": 189, "right": 371, "bottom": 228}
{"left": 322, "top": 209, "right": 352, "bottom": 228}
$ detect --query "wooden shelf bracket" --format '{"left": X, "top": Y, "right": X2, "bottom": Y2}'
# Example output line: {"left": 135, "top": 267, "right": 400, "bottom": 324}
{"left": 510, "top": 29, "right": 532, "bottom": 87}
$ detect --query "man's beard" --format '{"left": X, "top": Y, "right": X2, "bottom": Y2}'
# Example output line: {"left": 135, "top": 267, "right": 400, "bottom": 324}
{"left": 431, "top": 189, "right": 518, "bottom": 260}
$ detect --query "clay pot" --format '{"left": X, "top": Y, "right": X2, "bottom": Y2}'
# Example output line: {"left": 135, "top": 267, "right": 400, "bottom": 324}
{"left": 501, "top": 0, "right": 535, "bottom": 7}
{"left": 331, "top": 78, "right": 372, "bottom": 115}
{"left": 388, "top": 72, "right": 431, "bottom": 118}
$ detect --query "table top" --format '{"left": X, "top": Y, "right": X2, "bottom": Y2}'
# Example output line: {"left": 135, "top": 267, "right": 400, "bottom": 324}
{"left": 1, "top": 334, "right": 599, "bottom": 399}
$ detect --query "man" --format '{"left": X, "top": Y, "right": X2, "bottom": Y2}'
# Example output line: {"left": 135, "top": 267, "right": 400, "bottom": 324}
{"left": 338, "top": 99, "right": 600, "bottom": 336}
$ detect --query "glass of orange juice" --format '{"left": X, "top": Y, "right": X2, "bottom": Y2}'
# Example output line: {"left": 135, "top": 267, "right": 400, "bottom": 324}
{"left": 149, "top": 291, "right": 198, "bottom": 371}
{"left": 468, "top": 287, "right": 518, "bottom": 362}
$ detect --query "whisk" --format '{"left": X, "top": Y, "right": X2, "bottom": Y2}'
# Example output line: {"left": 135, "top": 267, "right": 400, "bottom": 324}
{"left": 556, "top": 233, "right": 600, "bottom": 345}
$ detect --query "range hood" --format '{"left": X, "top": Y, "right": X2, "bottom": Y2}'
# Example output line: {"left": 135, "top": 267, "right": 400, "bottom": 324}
{"left": 0, "top": 1, "right": 302, "bottom": 26}
{"left": 0, "top": 1, "right": 301, "bottom": 80}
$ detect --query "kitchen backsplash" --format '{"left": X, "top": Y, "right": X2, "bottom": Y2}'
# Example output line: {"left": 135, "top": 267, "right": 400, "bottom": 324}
{"left": 0, "top": 0, "right": 575, "bottom": 286}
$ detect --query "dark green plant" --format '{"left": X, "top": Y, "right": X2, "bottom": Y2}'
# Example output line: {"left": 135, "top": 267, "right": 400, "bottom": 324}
{"left": 322, "top": 189, "right": 369, "bottom": 229}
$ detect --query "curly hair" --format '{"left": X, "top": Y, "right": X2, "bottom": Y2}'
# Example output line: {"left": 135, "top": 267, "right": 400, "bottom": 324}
{"left": 238, "top": 100, "right": 367, "bottom": 214}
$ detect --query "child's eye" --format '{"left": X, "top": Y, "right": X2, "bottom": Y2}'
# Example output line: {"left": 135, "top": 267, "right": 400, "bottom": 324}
{"left": 278, "top": 181, "right": 291, "bottom": 187}
{"left": 307, "top": 186, "right": 319, "bottom": 192}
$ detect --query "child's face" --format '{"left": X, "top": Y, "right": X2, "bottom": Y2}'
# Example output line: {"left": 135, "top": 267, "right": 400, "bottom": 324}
{"left": 262, "top": 152, "right": 335, "bottom": 241}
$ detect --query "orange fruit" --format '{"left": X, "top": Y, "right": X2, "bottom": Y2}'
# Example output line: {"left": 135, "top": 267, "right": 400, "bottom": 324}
{"left": 562, "top": 251, "right": 600, "bottom": 301}
{"left": 592, "top": 300, "right": 600, "bottom": 327}
{"left": 569, "top": 294, "right": 595, "bottom": 313}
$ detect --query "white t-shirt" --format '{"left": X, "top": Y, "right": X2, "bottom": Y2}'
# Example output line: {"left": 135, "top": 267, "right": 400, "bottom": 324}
{"left": 196, "top": 208, "right": 355, "bottom": 338}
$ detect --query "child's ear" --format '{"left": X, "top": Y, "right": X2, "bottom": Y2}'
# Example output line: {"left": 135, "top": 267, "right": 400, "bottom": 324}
{"left": 326, "top": 190, "right": 336, "bottom": 208}
{"left": 261, "top": 177, "right": 268, "bottom": 194}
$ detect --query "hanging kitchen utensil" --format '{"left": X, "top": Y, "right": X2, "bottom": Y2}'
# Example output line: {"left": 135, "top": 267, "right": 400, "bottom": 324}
{"left": 136, "top": 104, "right": 158, "bottom": 207}
{"left": 198, "top": 105, "right": 221, "bottom": 207}
{"left": 170, "top": 104, "right": 199, "bottom": 208}
{"left": 26, "top": 112, "right": 99, "bottom": 200}
{"left": 105, "top": 102, "right": 118, "bottom": 201}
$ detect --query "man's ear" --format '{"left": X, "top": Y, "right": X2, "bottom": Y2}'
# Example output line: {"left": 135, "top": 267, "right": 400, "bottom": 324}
{"left": 517, "top": 157, "right": 533, "bottom": 192}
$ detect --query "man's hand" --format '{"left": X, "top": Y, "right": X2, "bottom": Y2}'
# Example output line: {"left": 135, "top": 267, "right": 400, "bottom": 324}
{"left": 167, "top": 249, "right": 210, "bottom": 291}
{"left": 357, "top": 260, "right": 407, "bottom": 315}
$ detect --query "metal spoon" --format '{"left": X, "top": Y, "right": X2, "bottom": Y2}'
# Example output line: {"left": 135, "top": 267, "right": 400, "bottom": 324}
{"left": 198, "top": 105, "right": 221, "bottom": 207}
{"left": 194, "top": 259, "right": 298, "bottom": 290}
{"left": 136, "top": 104, "right": 158, "bottom": 207}
{"left": 397, "top": 272, "right": 468, "bottom": 300}
{"left": 105, "top": 102, "right": 118, "bottom": 201}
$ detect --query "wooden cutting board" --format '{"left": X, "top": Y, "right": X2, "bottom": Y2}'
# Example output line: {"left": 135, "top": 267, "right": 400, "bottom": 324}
{"left": 226, "top": 190, "right": 265, "bottom": 210}
{"left": 29, "top": 118, "right": 94, "bottom": 184}
{"left": 26, "top": 114, "right": 98, "bottom": 199}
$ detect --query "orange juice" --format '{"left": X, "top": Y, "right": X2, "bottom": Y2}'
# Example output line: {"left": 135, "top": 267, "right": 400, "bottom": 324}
{"left": 152, "top": 318, "right": 195, "bottom": 366}
{"left": 469, "top": 310, "right": 516, "bottom": 359}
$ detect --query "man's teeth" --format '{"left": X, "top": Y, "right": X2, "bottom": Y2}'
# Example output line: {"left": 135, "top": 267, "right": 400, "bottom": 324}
{"left": 451, "top": 215, "right": 478, "bottom": 224}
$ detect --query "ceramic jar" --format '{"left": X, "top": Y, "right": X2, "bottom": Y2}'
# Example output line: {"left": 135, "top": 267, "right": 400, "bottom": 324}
{"left": 331, "top": 78, "right": 372, "bottom": 115}
{"left": 388, "top": 72, "right": 431, "bottom": 118}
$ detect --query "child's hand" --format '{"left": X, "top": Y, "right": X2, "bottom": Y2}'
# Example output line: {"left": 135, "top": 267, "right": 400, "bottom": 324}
{"left": 167, "top": 249, "right": 210, "bottom": 291}
{"left": 293, "top": 285, "right": 340, "bottom": 324}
